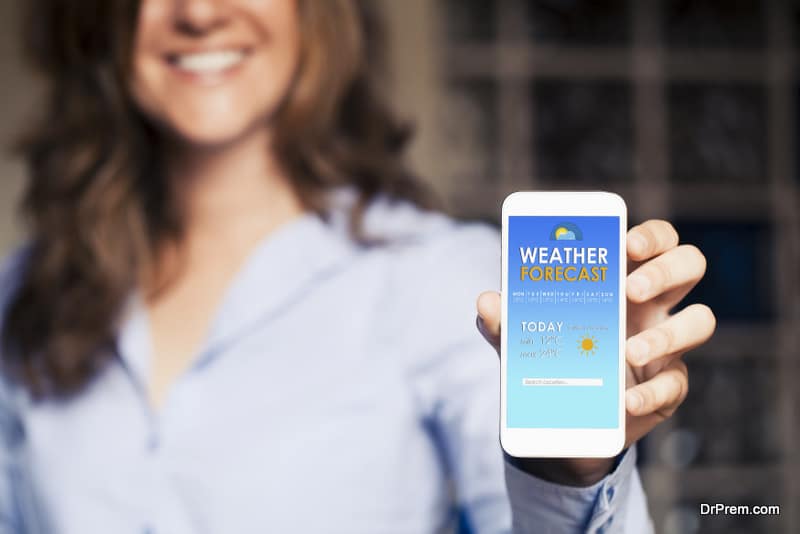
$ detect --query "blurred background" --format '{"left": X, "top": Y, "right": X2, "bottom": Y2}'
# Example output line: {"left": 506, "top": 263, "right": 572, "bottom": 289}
{"left": 1, "top": 1, "right": 798, "bottom": 533}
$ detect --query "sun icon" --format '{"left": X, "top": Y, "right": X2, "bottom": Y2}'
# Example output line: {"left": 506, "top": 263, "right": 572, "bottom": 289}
{"left": 577, "top": 335, "right": 599, "bottom": 356}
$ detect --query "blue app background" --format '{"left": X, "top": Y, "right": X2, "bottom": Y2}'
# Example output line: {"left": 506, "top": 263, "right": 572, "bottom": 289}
{"left": 506, "top": 216, "right": 620, "bottom": 428}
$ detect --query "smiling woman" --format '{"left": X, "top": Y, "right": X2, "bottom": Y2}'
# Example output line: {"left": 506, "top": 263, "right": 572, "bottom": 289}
{"left": 5, "top": 0, "right": 430, "bottom": 397}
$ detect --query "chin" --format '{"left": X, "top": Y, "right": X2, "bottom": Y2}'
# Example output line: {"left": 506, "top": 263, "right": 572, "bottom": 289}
{"left": 164, "top": 113, "right": 268, "bottom": 148}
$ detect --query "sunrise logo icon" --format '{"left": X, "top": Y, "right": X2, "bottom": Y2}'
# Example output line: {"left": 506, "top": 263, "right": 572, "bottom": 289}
{"left": 577, "top": 335, "right": 598, "bottom": 356}
{"left": 549, "top": 222, "right": 583, "bottom": 241}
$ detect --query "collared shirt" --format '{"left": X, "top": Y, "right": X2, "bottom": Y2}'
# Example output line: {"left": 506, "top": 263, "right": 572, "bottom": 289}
{"left": 0, "top": 190, "right": 653, "bottom": 533}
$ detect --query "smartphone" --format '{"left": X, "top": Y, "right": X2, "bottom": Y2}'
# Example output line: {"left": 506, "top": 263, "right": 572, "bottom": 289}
{"left": 500, "top": 191, "right": 626, "bottom": 458}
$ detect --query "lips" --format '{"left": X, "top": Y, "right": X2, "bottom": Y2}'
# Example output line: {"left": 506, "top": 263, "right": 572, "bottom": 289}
{"left": 166, "top": 49, "right": 250, "bottom": 75}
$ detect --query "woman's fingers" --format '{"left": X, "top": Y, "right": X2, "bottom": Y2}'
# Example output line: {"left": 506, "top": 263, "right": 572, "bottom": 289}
{"left": 626, "top": 358, "right": 689, "bottom": 417}
{"left": 626, "top": 244, "right": 707, "bottom": 304}
{"left": 627, "top": 220, "right": 679, "bottom": 263}
{"left": 476, "top": 291, "right": 501, "bottom": 348}
{"left": 626, "top": 303, "right": 716, "bottom": 367}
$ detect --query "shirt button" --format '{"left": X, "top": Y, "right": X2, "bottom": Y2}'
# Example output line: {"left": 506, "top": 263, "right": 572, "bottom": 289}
{"left": 606, "top": 485, "right": 615, "bottom": 501}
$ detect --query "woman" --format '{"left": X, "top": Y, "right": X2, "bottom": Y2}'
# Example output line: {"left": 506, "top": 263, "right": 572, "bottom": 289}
{"left": 0, "top": 1, "right": 715, "bottom": 532}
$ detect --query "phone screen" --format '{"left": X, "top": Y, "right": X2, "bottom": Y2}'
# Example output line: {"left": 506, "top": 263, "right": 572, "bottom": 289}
{"left": 506, "top": 215, "right": 621, "bottom": 429}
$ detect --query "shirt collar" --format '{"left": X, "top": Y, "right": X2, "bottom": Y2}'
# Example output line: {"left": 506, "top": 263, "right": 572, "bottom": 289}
{"left": 114, "top": 210, "right": 358, "bottom": 383}
{"left": 201, "top": 211, "right": 357, "bottom": 360}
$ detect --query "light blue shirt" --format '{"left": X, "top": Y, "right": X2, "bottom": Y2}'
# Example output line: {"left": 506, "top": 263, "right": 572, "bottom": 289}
{"left": 0, "top": 190, "right": 653, "bottom": 533}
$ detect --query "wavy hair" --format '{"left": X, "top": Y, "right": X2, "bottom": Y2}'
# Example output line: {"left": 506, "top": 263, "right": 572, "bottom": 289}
{"left": 2, "top": 0, "right": 432, "bottom": 398}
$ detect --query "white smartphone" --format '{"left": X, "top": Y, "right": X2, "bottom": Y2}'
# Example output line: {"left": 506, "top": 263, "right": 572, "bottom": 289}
{"left": 500, "top": 191, "right": 627, "bottom": 458}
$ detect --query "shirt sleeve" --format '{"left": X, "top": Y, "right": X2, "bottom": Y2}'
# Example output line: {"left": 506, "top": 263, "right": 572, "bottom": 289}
{"left": 504, "top": 446, "right": 655, "bottom": 533}
{"left": 0, "top": 383, "right": 24, "bottom": 534}
{"left": 0, "top": 246, "right": 29, "bottom": 534}
{"left": 400, "top": 223, "right": 653, "bottom": 533}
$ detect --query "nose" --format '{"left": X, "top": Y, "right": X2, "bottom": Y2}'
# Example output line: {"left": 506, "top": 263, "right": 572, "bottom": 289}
{"left": 173, "top": 0, "right": 229, "bottom": 35}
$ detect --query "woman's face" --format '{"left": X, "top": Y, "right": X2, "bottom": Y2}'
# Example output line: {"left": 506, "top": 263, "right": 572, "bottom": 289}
{"left": 131, "top": 0, "right": 300, "bottom": 147}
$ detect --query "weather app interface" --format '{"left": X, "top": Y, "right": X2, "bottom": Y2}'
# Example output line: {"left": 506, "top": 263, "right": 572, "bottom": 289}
{"left": 506, "top": 216, "right": 620, "bottom": 428}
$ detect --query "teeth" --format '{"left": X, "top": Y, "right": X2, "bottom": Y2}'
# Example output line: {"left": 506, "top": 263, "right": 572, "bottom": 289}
{"left": 173, "top": 50, "right": 245, "bottom": 73}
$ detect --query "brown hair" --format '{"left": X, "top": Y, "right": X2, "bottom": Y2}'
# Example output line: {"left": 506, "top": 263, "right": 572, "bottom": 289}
{"left": 2, "top": 0, "right": 433, "bottom": 398}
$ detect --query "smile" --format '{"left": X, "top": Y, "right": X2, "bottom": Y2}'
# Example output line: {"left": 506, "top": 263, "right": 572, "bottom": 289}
{"left": 167, "top": 49, "right": 249, "bottom": 75}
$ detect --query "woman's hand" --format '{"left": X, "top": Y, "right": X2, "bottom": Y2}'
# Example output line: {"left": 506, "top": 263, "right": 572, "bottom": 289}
{"left": 476, "top": 219, "right": 716, "bottom": 486}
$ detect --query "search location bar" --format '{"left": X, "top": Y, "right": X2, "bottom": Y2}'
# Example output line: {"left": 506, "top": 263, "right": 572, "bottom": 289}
{"left": 522, "top": 378, "right": 603, "bottom": 387}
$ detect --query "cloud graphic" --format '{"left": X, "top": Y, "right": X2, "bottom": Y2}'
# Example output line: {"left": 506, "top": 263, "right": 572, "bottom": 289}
{"left": 556, "top": 231, "right": 576, "bottom": 240}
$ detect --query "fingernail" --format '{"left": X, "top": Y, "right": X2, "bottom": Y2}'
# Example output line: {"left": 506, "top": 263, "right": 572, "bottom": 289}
{"left": 627, "top": 337, "right": 650, "bottom": 365}
{"left": 629, "top": 233, "right": 646, "bottom": 255}
{"left": 627, "top": 274, "right": 650, "bottom": 299}
{"left": 627, "top": 390, "right": 643, "bottom": 412}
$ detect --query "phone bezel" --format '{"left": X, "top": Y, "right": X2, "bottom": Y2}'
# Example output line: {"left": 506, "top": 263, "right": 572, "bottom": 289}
{"left": 500, "top": 191, "right": 627, "bottom": 458}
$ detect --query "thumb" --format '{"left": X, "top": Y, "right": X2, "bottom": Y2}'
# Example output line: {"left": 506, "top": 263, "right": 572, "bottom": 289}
{"left": 476, "top": 291, "right": 501, "bottom": 352}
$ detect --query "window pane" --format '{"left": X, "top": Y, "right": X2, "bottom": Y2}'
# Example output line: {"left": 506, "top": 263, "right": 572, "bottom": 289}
{"left": 664, "top": 0, "right": 765, "bottom": 48}
{"left": 669, "top": 84, "right": 767, "bottom": 184}
{"left": 442, "top": 0, "right": 495, "bottom": 42}
{"left": 534, "top": 81, "right": 634, "bottom": 184}
{"left": 673, "top": 221, "right": 774, "bottom": 321}
{"left": 519, "top": 0, "right": 631, "bottom": 45}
